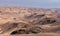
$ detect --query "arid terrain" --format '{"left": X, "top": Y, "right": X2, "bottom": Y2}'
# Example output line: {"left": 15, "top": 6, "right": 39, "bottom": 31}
{"left": 0, "top": 7, "right": 60, "bottom": 36}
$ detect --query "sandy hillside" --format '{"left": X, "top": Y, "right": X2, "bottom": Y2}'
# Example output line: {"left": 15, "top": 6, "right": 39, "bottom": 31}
{"left": 0, "top": 7, "right": 60, "bottom": 36}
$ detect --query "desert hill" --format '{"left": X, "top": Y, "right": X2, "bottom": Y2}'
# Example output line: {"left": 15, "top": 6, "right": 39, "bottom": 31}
{"left": 0, "top": 7, "right": 60, "bottom": 36}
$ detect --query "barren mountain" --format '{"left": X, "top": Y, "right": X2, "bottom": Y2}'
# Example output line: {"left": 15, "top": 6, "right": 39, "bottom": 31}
{"left": 0, "top": 7, "right": 60, "bottom": 36}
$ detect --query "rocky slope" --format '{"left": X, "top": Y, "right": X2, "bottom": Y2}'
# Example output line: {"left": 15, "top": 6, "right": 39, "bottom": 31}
{"left": 0, "top": 7, "right": 60, "bottom": 36}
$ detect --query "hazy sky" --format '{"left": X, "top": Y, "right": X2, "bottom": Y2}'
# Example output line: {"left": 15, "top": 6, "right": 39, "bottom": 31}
{"left": 0, "top": 0, "right": 60, "bottom": 8}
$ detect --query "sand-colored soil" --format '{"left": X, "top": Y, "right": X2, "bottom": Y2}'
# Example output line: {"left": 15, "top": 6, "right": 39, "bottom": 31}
{"left": 0, "top": 7, "right": 60, "bottom": 36}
